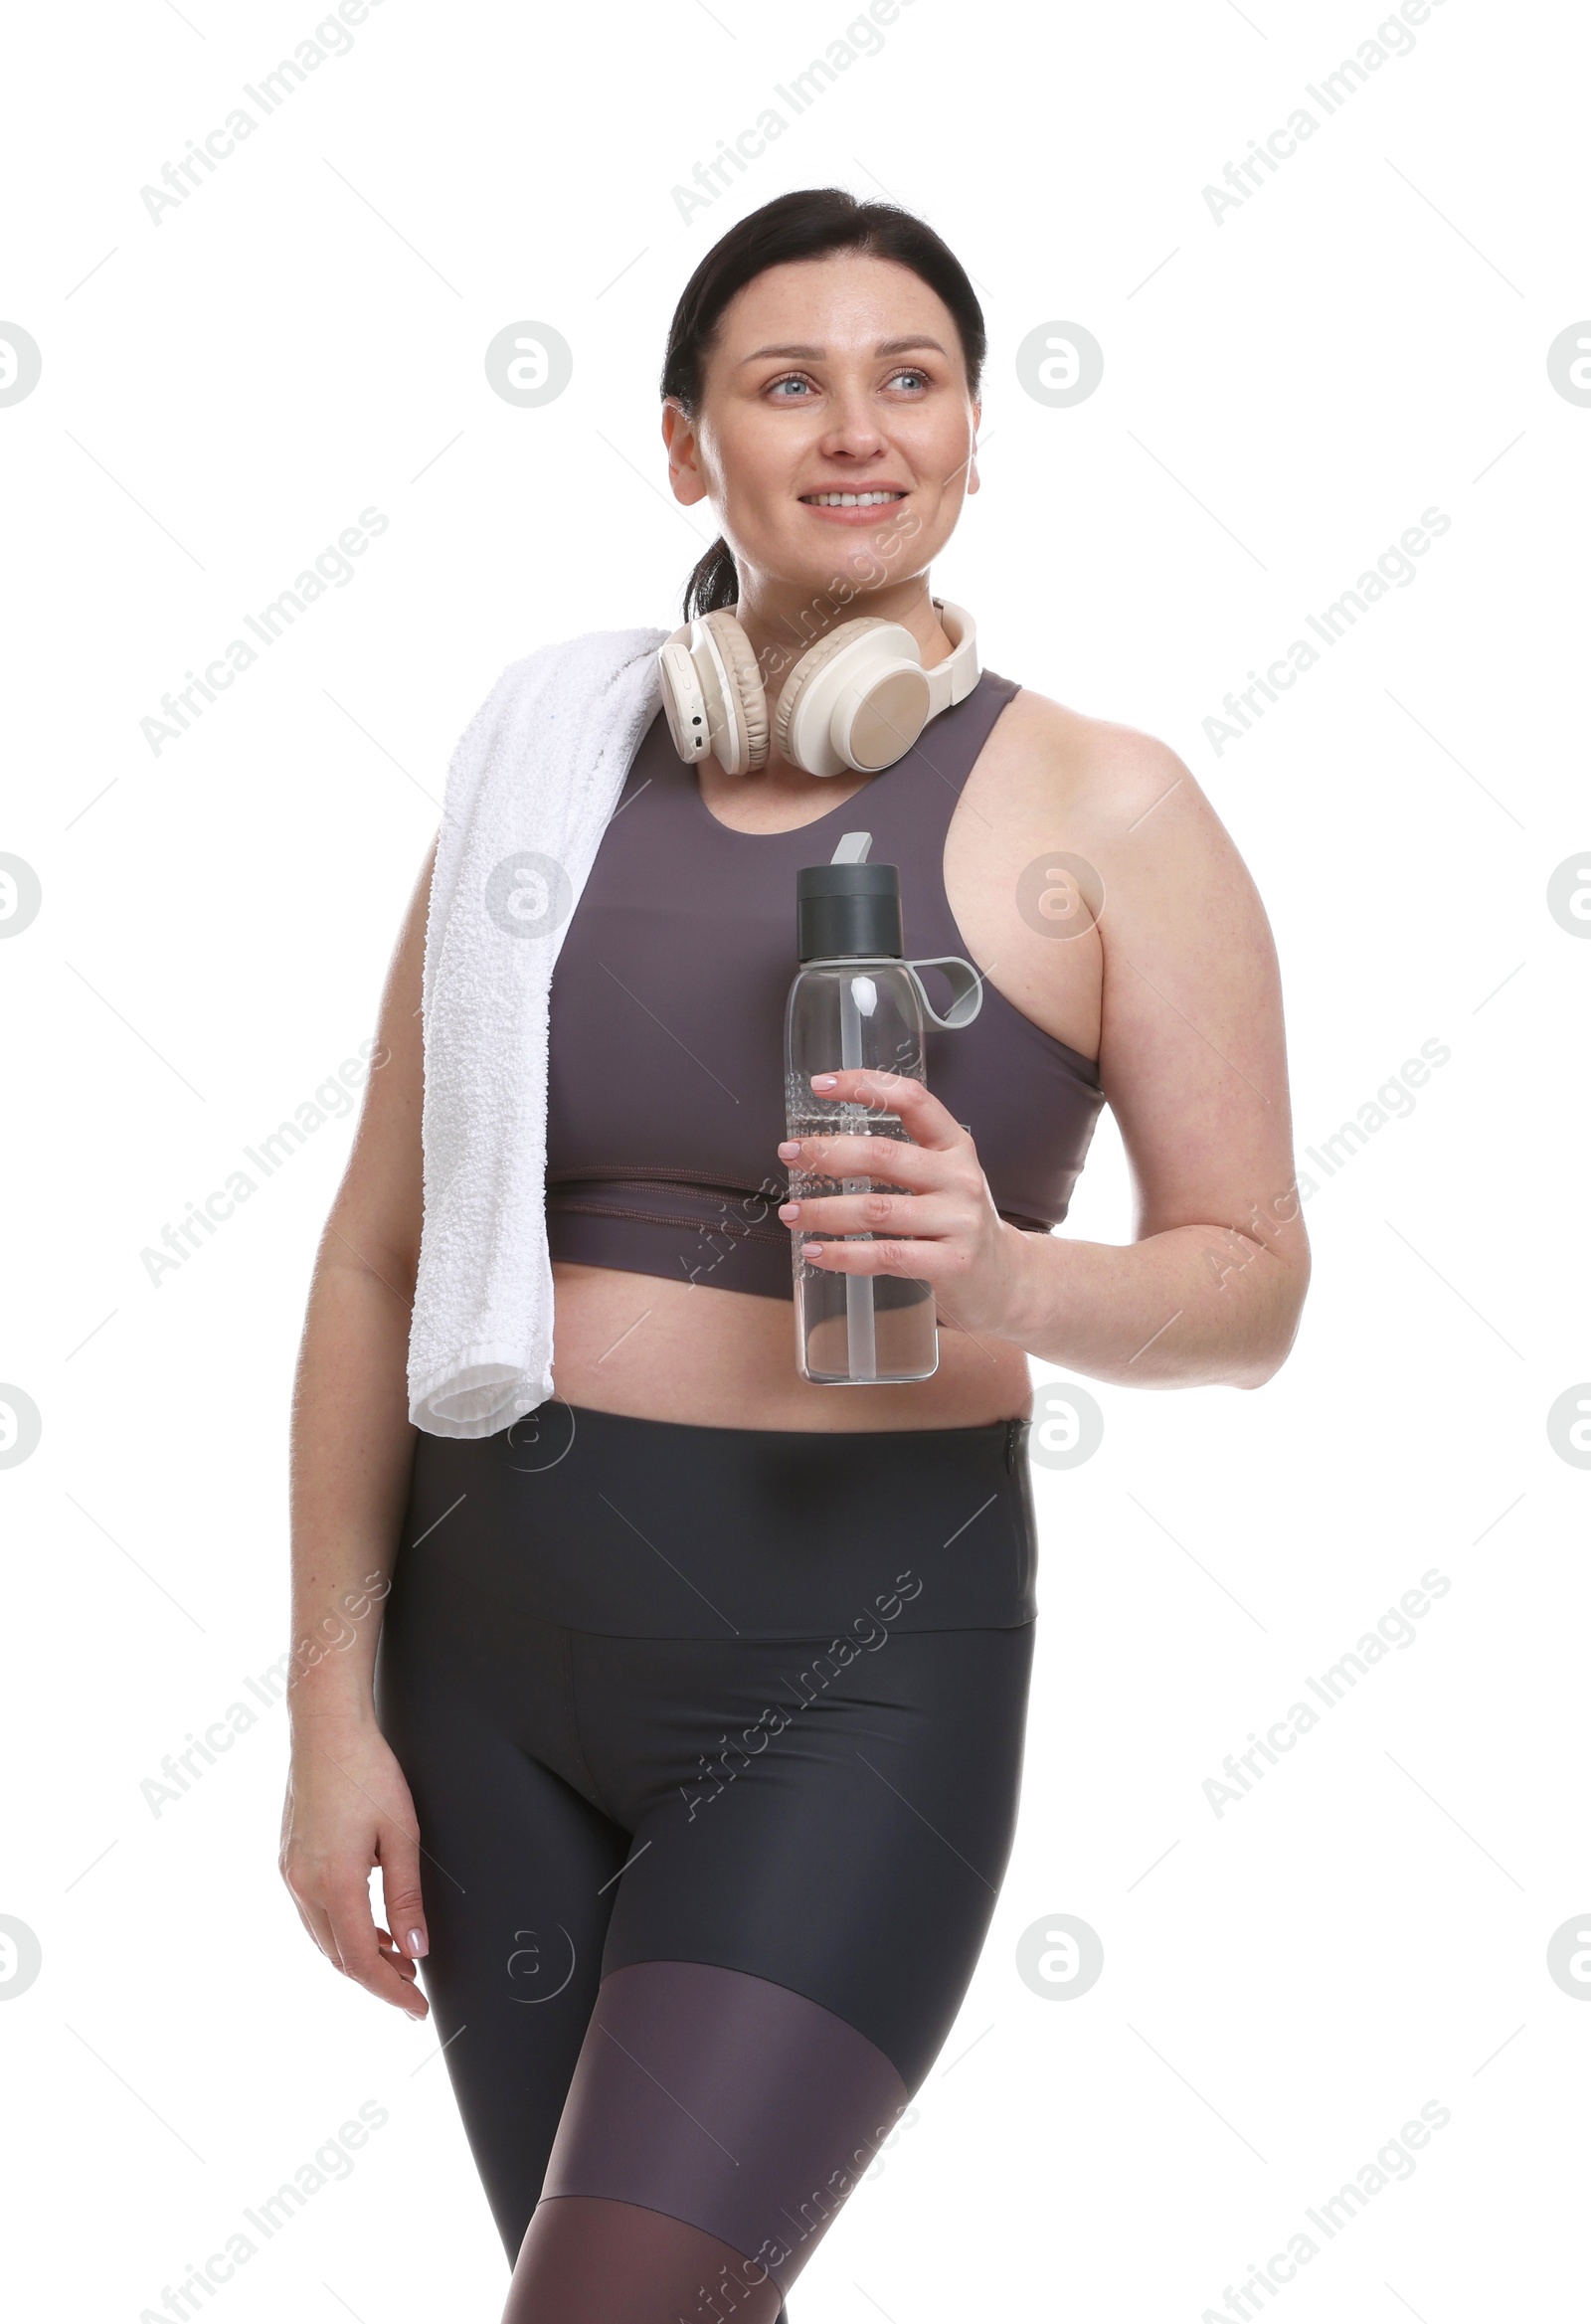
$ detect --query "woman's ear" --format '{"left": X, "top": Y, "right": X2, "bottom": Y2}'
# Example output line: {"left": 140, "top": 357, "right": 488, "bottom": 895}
{"left": 967, "top": 401, "right": 982, "bottom": 496}
{"left": 661, "top": 400, "right": 709, "bottom": 507}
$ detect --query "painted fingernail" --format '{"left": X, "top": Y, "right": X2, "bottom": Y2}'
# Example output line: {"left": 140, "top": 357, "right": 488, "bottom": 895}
{"left": 779, "top": 1202, "right": 799, "bottom": 1221}
{"left": 407, "top": 1928, "right": 428, "bottom": 1958}
{"left": 778, "top": 1141, "right": 799, "bottom": 1159}
{"left": 810, "top": 1073, "right": 837, "bottom": 1091}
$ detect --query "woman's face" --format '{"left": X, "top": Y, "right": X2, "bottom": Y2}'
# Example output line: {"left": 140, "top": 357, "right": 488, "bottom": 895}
{"left": 663, "top": 251, "right": 979, "bottom": 607}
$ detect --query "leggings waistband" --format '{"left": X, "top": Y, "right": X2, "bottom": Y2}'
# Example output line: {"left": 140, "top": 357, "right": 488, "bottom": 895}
{"left": 400, "top": 1401, "right": 1040, "bottom": 1639}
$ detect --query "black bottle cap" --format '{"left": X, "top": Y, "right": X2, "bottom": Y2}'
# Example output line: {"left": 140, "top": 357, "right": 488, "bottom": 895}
{"left": 796, "top": 860, "right": 904, "bottom": 961}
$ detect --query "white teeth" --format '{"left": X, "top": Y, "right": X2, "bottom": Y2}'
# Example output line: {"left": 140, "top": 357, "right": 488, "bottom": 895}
{"left": 803, "top": 489, "right": 903, "bottom": 507}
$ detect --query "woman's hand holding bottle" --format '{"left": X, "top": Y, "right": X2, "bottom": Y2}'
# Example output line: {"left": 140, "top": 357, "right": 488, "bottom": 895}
{"left": 779, "top": 1067, "right": 1027, "bottom": 1341}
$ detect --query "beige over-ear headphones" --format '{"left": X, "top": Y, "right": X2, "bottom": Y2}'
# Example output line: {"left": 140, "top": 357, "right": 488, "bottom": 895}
{"left": 656, "top": 597, "right": 979, "bottom": 780}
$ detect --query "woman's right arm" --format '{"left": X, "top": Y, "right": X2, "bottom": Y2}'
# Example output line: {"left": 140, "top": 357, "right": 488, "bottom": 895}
{"left": 277, "top": 842, "right": 436, "bottom": 2021}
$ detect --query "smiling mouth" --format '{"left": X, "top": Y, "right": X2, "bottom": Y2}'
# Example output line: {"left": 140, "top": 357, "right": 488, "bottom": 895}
{"left": 797, "top": 488, "right": 908, "bottom": 507}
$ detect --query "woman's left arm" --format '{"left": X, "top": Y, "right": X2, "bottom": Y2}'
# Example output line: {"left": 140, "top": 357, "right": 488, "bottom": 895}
{"left": 776, "top": 737, "right": 1311, "bottom": 1391}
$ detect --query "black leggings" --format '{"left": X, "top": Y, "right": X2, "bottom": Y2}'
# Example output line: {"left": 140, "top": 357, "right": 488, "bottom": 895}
{"left": 373, "top": 1401, "right": 1039, "bottom": 2321}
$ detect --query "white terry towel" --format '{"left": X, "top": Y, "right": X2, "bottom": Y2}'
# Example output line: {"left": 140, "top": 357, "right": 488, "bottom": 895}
{"left": 408, "top": 624, "right": 669, "bottom": 1437}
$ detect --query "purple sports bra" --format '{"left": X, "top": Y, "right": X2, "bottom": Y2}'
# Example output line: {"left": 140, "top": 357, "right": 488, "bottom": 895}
{"left": 544, "top": 667, "right": 1105, "bottom": 1300}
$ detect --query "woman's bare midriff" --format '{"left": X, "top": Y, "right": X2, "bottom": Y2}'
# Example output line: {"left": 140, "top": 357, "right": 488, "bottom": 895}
{"left": 548, "top": 1260, "right": 1033, "bottom": 1429}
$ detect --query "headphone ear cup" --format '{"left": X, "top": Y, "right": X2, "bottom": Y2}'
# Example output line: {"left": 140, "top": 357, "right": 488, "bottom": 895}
{"left": 771, "top": 613, "right": 891, "bottom": 767}
{"left": 699, "top": 609, "right": 770, "bottom": 775}
{"left": 772, "top": 618, "right": 896, "bottom": 770}
{"left": 657, "top": 639, "right": 710, "bottom": 760}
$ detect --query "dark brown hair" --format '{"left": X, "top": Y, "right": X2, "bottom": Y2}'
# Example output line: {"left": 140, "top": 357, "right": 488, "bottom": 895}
{"left": 660, "top": 187, "right": 986, "bottom": 620}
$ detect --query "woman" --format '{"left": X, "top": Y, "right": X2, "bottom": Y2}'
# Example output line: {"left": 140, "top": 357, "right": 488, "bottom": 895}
{"left": 279, "top": 187, "right": 1310, "bottom": 2321}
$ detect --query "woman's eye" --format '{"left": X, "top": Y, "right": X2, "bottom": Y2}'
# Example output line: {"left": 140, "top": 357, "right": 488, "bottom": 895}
{"left": 765, "top": 367, "right": 932, "bottom": 399}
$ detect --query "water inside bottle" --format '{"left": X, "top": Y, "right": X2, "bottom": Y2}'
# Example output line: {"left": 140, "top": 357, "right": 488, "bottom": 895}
{"left": 786, "top": 1090, "right": 937, "bottom": 1383}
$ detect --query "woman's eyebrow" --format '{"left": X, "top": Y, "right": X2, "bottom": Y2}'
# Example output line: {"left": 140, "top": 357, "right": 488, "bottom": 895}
{"left": 738, "top": 335, "right": 949, "bottom": 364}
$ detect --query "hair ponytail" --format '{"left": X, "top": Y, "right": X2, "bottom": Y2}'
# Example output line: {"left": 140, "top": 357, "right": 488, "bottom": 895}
{"left": 681, "top": 536, "right": 740, "bottom": 620}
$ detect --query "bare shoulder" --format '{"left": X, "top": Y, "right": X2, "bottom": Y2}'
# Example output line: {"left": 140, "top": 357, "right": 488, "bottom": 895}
{"left": 987, "top": 683, "right": 1227, "bottom": 855}
{"left": 977, "top": 686, "right": 1266, "bottom": 942}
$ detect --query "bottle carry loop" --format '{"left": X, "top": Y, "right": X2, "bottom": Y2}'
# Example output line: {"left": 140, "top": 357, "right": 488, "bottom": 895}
{"left": 798, "top": 954, "right": 985, "bottom": 1033}
{"left": 905, "top": 954, "right": 984, "bottom": 1031}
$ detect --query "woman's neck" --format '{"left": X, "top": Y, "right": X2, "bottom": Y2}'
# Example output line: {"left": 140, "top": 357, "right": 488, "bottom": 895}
{"left": 732, "top": 576, "right": 955, "bottom": 698}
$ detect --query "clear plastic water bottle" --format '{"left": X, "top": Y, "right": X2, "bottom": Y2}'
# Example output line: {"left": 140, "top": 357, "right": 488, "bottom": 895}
{"left": 785, "top": 834, "right": 982, "bottom": 1385}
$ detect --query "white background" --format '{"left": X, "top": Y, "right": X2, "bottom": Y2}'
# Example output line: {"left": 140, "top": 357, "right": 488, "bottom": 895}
{"left": 3, "top": 1, "right": 1587, "bottom": 2317}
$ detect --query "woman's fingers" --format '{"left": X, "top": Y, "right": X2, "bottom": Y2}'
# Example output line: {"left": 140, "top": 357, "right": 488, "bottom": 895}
{"left": 779, "top": 1071, "right": 1021, "bottom": 1321}
{"left": 779, "top": 1131, "right": 942, "bottom": 1188}
{"left": 377, "top": 1818, "right": 430, "bottom": 1969}
{"left": 779, "top": 1078, "right": 976, "bottom": 1194}
{"left": 803, "top": 1068, "right": 968, "bottom": 1149}
{"left": 324, "top": 1877, "right": 430, "bottom": 2019}
{"left": 376, "top": 1925, "right": 421, "bottom": 1990}
{"left": 779, "top": 1071, "right": 993, "bottom": 1275}
{"left": 283, "top": 1838, "right": 428, "bottom": 2014}
{"left": 796, "top": 1229, "right": 970, "bottom": 1279}
{"left": 783, "top": 1190, "right": 961, "bottom": 1242}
